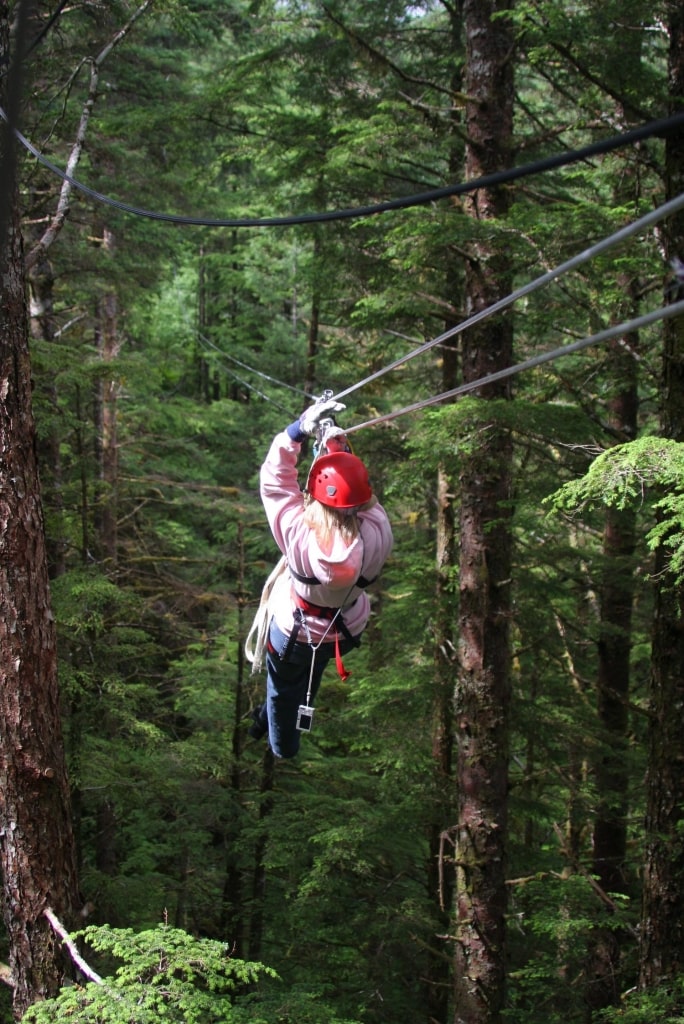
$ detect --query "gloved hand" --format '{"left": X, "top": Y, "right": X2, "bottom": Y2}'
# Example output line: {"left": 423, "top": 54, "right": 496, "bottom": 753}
{"left": 299, "top": 398, "right": 346, "bottom": 436}
{"left": 287, "top": 397, "right": 346, "bottom": 442}
{"left": 320, "top": 425, "right": 350, "bottom": 454}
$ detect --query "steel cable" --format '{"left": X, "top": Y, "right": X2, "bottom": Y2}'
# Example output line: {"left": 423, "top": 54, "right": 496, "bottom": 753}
{"left": 3, "top": 106, "right": 683, "bottom": 228}
{"left": 344, "top": 299, "right": 684, "bottom": 433}
{"left": 333, "top": 191, "right": 684, "bottom": 403}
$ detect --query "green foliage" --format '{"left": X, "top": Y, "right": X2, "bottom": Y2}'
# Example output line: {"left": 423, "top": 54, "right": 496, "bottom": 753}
{"left": 546, "top": 438, "right": 684, "bottom": 579}
{"left": 21, "top": 924, "right": 276, "bottom": 1024}
{"left": 410, "top": 397, "right": 597, "bottom": 473}
{"left": 596, "top": 976, "right": 684, "bottom": 1024}
{"left": 506, "top": 875, "right": 638, "bottom": 1024}
{"left": 545, "top": 438, "right": 684, "bottom": 512}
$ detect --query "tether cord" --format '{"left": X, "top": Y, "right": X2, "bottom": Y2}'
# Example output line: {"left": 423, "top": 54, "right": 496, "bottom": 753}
{"left": 344, "top": 298, "right": 684, "bottom": 434}
{"left": 3, "top": 105, "right": 683, "bottom": 228}
{"left": 333, "top": 190, "right": 684, "bottom": 403}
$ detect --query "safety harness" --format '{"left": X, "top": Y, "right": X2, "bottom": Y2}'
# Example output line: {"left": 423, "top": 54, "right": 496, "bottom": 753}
{"left": 283, "top": 564, "right": 378, "bottom": 681}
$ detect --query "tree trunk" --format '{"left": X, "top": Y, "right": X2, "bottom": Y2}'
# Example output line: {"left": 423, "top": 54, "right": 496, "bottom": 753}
{"left": 248, "top": 750, "right": 275, "bottom": 962}
{"left": 593, "top": 310, "right": 639, "bottom": 885}
{"left": 585, "top": 308, "right": 638, "bottom": 1018}
{"left": 427, "top": 465, "right": 456, "bottom": 1023}
{"left": 28, "top": 245, "right": 67, "bottom": 578}
{"left": 639, "top": 8, "right": 684, "bottom": 984}
{"left": 427, "top": 43, "right": 462, "bottom": 1000}
{"left": 220, "top": 521, "right": 248, "bottom": 957}
{"left": 0, "top": 50, "right": 80, "bottom": 1022}
{"left": 452, "top": 3, "right": 514, "bottom": 1022}
{"left": 305, "top": 248, "right": 321, "bottom": 403}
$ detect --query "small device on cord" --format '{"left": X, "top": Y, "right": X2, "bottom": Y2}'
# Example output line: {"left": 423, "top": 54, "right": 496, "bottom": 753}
{"left": 296, "top": 704, "right": 315, "bottom": 732}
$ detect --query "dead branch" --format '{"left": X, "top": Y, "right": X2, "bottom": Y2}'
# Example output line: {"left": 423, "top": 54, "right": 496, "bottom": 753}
{"left": 25, "top": 0, "right": 154, "bottom": 272}
{"left": 44, "top": 907, "right": 103, "bottom": 986}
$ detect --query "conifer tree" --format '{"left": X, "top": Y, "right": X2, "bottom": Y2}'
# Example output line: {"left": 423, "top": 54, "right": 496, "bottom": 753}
{"left": 638, "top": 2, "right": 684, "bottom": 989}
{"left": 0, "top": 3, "right": 80, "bottom": 1015}
{"left": 452, "top": 2, "right": 515, "bottom": 1021}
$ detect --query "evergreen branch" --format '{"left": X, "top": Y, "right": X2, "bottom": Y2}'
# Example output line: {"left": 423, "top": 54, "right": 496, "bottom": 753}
{"left": 545, "top": 37, "right": 651, "bottom": 124}
{"left": 119, "top": 555, "right": 229, "bottom": 565}
{"left": 522, "top": 11, "right": 652, "bottom": 123}
{"left": 550, "top": 826, "right": 638, "bottom": 934}
{"left": 119, "top": 474, "right": 241, "bottom": 496}
{"left": 321, "top": 4, "right": 467, "bottom": 105}
{"left": 22, "top": 0, "right": 71, "bottom": 59}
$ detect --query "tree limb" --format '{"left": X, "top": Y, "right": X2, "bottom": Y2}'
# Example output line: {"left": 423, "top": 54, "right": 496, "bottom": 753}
{"left": 25, "top": 0, "right": 154, "bottom": 272}
{"left": 321, "top": 4, "right": 465, "bottom": 105}
{"left": 44, "top": 908, "right": 104, "bottom": 986}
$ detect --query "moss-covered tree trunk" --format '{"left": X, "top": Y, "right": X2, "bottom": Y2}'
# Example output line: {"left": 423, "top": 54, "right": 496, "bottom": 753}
{"left": 452, "top": 2, "right": 514, "bottom": 1022}
{"left": 428, "top": 465, "right": 456, "bottom": 1022}
{"left": 426, "top": 10, "right": 463, "bottom": 1013}
{"left": 638, "top": 4, "right": 684, "bottom": 988}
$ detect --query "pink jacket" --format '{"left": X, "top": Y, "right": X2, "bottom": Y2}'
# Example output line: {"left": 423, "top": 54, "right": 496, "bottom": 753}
{"left": 260, "top": 431, "right": 393, "bottom": 642}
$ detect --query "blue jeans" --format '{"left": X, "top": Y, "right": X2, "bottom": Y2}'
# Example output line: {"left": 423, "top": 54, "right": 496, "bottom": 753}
{"left": 253, "top": 619, "right": 359, "bottom": 758}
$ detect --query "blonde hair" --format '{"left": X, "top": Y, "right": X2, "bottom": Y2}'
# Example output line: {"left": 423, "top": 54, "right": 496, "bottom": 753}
{"left": 303, "top": 497, "right": 360, "bottom": 552}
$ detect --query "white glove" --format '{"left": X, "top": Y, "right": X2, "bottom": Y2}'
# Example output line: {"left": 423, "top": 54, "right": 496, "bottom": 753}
{"left": 320, "top": 425, "right": 350, "bottom": 453}
{"left": 298, "top": 398, "right": 346, "bottom": 437}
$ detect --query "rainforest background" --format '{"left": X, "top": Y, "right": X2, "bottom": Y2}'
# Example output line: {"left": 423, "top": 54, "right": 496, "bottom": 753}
{"left": 1, "top": 0, "right": 684, "bottom": 1022}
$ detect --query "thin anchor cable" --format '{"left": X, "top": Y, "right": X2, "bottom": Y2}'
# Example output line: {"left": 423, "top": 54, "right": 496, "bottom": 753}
{"left": 196, "top": 334, "right": 295, "bottom": 414}
{"left": 333, "top": 190, "right": 684, "bottom": 403}
{"left": 344, "top": 298, "right": 684, "bottom": 434}
{"left": 3, "top": 106, "right": 684, "bottom": 228}
{"left": 198, "top": 332, "right": 315, "bottom": 399}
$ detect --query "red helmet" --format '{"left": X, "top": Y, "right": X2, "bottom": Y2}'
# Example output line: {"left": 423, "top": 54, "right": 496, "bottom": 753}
{"left": 306, "top": 452, "right": 372, "bottom": 509}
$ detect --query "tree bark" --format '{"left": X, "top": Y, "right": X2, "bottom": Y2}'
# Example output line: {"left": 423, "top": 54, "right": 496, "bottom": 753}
{"left": 28, "top": 241, "right": 68, "bottom": 578}
{"left": 452, "top": 3, "right": 514, "bottom": 1022}
{"left": 304, "top": 233, "right": 323, "bottom": 400}
{"left": 428, "top": 465, "right": 457, "bottom": 1023}
{"left": 0, "top": 19, "right": 80, "bottom": 1013}
{"left": 585, "top": 309, "right": 638, "bottom": 1017}
{"left": 638, "top": 6, "right": 684, "bottom": 984}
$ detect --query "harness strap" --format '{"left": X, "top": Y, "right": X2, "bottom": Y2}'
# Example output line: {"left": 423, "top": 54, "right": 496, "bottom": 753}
{"left": 289, "top": 567, "right": 320, "bottom": 586}
{"left": 292, "top": 592, "right": 360, "bottom": 646}
{"left": 289, "top": 565, "right": 377, "bottom": 589}
{"left": 290, "top": 591, "right": 359, "bottom": 680}
{"left": 280, "top": 608, "right": 304, "bottom": 662}
{"left": 335, "top": 634, "right": 351, "bottom": 682}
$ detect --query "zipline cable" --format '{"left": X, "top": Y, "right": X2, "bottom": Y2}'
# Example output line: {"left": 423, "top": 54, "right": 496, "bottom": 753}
{"left": 333, "top": 190, "right": 684, "bottom": 402}
{"left": 3, "top": 106, "right": 684, "bottom": 228}
{"left": 344, "top": 298, "right": 684, "bottom": 434}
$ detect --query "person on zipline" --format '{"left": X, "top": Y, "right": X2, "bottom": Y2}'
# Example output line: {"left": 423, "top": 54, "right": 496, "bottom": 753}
{"left": 248, "top": 397, "right": 393, "bottom": 758}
